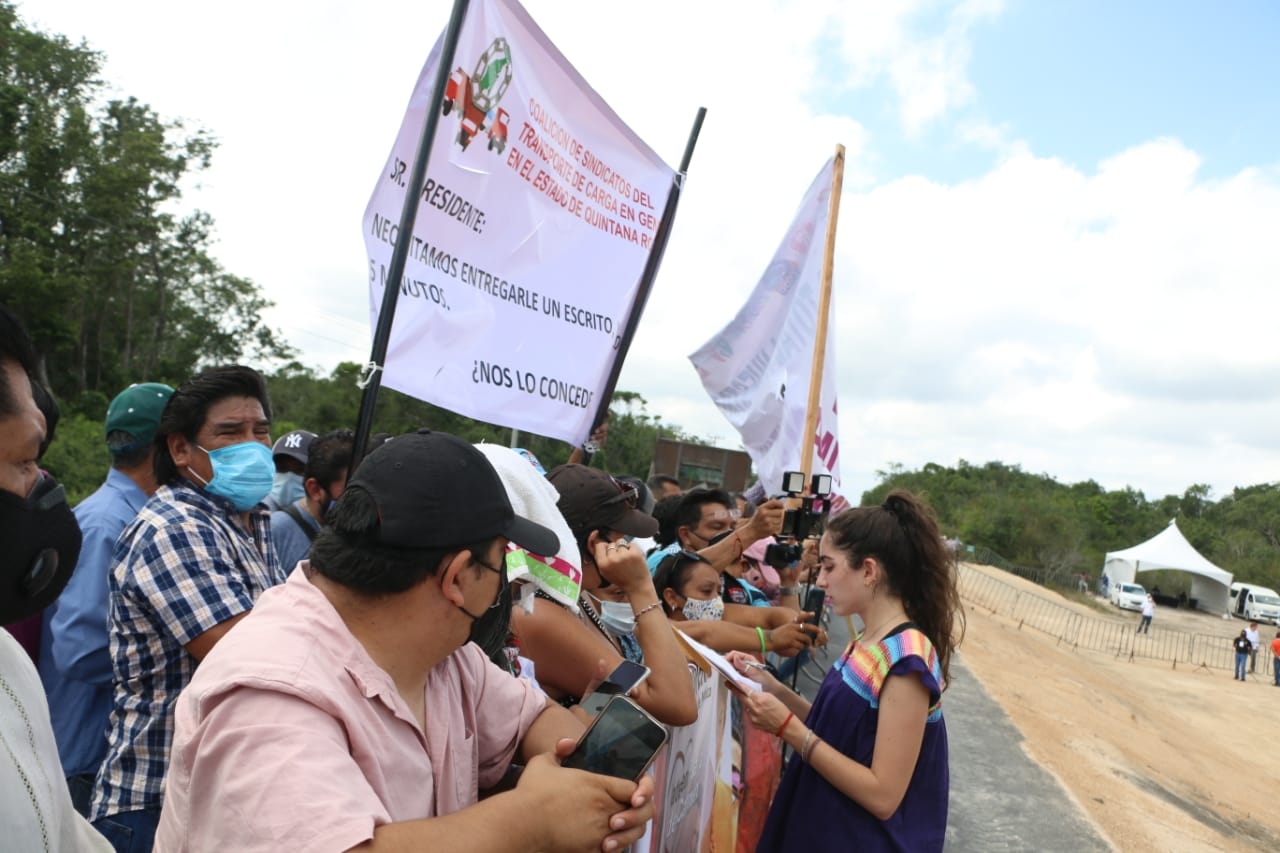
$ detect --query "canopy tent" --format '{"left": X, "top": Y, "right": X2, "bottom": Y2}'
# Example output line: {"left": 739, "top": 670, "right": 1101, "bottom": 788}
{"left": 1103, "top": 520, "right": 1233, "bottom": 615}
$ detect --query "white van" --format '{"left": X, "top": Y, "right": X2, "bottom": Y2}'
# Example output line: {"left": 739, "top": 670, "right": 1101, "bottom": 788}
{"left": 1229, "top": 582, "right": 1280, "bottom": 625}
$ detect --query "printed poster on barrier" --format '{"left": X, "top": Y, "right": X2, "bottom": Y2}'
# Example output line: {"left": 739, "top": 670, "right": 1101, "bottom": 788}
{"left": 363, "top": 0, "right": 674, "bottom": 443}
{"left": 688, "top": 158, "right": 843, "bottom": 501}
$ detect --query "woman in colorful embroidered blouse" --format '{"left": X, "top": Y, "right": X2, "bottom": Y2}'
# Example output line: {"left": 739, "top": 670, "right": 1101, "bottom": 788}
{"left": 728, "top": 490, "right": 964, "bottom": 852}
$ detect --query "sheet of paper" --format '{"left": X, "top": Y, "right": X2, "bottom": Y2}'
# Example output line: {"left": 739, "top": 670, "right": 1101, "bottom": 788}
{"left": 675, "top": 630, "right": 762, "bottom": 694}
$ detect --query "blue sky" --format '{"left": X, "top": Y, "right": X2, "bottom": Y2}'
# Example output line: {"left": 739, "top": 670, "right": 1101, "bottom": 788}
{"left": 22, "top": 0, "right": 1280, "bottom": 504}
{"left": 843, "top": 0, "right": 1280, "bottom": 183}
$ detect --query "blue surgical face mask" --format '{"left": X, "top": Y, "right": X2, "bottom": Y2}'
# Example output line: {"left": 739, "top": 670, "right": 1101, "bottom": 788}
{"left": 188, "top": 442, "right": 274, "bottom": 511}
{"left": 271, "top": 471, "right": 305, "bottom": 506}
{"left": 587, "top": 592, "right": 637, "bottom": 636}
{"left": 682, "top": 595, "right": 724, "bottom": 622}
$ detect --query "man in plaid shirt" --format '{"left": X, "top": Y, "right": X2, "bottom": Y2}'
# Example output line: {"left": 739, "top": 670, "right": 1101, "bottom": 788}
{"left": 90, "top": 365, "right": 286, "bottom": 852}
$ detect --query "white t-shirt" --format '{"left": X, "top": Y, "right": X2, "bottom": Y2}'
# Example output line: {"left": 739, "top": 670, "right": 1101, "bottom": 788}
{"left": 1245, "top": 627, "right": 1260, "bottom": 649}
{"left": 1, "top": 630, "right": 111, "bottom": 851}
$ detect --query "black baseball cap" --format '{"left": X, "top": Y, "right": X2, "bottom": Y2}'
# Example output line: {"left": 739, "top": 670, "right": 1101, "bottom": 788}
{"left": 546, "top": 463, "right": 659, "bottom": 539}
{"left": 348, "top": 429, "right": 559, "bottom": 556}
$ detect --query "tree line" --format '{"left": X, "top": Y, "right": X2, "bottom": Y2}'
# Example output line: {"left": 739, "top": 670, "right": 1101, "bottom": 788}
{"left": 864, "top": 460, "right": 1280, "bottom": 592}
{"left": 0, "top": 3, "right": 291, "bottom": 418}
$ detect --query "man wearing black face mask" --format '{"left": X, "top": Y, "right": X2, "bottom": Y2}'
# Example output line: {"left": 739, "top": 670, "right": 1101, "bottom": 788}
{"left": 91, "top": 365, "right": 286, "bottom": 851}
{"left": 0, "top": 304, "right": 111, "bottom": 849}
{"left": 270, "top": 428, "right": 354, "bottom": 573}
{"left": 154, "top": 429, "right": 656, "bottom": 852}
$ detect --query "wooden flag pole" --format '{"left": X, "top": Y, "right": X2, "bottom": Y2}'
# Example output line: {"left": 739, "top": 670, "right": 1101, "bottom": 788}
{"left": 798, "top": 144, "right": 845, "bottom": 487}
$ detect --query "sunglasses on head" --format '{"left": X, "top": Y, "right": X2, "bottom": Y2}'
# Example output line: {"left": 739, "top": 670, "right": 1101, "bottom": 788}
{"left": 600, "top": 478, "right": 639, "bottom": 511}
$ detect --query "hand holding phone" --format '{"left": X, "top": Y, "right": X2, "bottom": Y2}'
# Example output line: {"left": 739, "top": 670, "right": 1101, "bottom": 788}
{"left": 562, "top": 696, "right": 668, "bottom": 782}
{"left": 803, "top": 587, "right": 825, "bottom": 626}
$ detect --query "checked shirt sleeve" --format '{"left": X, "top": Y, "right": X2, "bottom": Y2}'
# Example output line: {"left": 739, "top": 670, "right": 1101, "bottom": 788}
{"left": 128, "top": 515, "right": 258, "bottom": 647}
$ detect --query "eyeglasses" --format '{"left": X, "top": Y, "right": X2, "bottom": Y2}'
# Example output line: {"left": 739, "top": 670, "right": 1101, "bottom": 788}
{"left": 471, "top": 551, "right": 509, "bottom": 612}
{"left": 600, "top": 478, "right": 639, "bottom": 511}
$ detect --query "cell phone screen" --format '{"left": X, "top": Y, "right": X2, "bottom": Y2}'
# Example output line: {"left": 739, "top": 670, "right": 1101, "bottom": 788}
{"left": 562, "top": 697, "right": 668, "bottom": 782}
{"left": 580, "top": 660, "right": 650, "bottom": 716}
{"left": 803, "top": 588, "right": 825, "bottom": 625}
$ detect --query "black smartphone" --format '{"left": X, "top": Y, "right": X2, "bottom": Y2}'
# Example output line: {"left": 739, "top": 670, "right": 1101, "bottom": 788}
{"left": 580, "top": 660, "right": 651, "bottom": 716}
{"left": 803, "top": 587, "right": 825, "bottom": 626}
{"left": 562, "top": 696, "right": 669, "bottom": 782}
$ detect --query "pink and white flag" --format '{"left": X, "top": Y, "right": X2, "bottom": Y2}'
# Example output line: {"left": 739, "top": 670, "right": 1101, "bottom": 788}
{"left": 689, "top": 158, "right": 845, "bottom": 509}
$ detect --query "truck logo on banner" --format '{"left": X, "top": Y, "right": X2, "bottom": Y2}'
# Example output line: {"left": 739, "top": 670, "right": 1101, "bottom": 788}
{"left": 442, "top": 37, "right": 513, "bottom": 153}
{"left": 364, "top": 0, "right": 675, "bottom": 446}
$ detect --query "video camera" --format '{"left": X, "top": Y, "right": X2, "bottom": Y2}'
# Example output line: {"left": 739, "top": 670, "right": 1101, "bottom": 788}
{"left": 762, "top": 471, "right": 833, "bottom": 569}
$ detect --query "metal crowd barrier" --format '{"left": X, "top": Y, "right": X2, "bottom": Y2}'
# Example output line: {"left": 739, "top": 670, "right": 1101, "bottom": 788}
{"left": 957, "top": 563, "right": 1236, "bottom": 672}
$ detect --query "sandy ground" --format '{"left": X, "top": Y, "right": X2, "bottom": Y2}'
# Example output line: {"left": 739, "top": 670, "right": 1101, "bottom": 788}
{"left": 957, "top": 562, "right": 1280, "bottom": 852}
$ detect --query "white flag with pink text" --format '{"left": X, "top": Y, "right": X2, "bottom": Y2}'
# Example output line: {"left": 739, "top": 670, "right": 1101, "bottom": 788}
{"left": 689, "top": 158, "right": 844, "bottom": 505}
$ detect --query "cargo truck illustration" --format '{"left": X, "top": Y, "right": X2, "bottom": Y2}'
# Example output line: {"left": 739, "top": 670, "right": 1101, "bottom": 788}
{"left": 441, "top": 37, "right": 513, "bottom": 153}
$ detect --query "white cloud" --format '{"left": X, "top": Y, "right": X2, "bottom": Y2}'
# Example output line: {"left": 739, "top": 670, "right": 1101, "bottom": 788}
{"left": 821, "top": 0, "right": 1003, "bottom": 135}
{"left": 19, "top": 0, "right": 1280, "bottom": 507}
{"left": 834, "top": 137, "right": 1280, "bottom": 499}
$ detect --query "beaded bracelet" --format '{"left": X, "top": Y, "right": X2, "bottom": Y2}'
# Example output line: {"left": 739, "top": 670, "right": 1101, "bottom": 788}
{"left": 633, "top": 600, "right": 663, "bottom": 619}
{"left": 756, "top": 626, "right": 768, "bottom": 656}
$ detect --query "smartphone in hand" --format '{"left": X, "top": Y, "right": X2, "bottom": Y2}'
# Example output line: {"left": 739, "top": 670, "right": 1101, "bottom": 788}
{"left": 562, "top": 696, "right": 668, "bottom": 782}
{"left": 803, "top": 587, "right": 825, "bottom": 626}
{"left": 580, "top": 660, "right": 651, "bottom": 716}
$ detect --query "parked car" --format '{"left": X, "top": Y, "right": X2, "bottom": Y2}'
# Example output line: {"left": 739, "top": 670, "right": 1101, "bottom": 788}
{"left": 1111, "top": 582, "right": 1146, "bottom": 611}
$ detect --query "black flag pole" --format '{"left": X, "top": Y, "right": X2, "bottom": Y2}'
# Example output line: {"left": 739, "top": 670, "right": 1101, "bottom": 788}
{"left": 351, "top": 0, "right": 472, "bottom": 470}
{"left": 581, "top": 106, "right": 707, "bottom": 465}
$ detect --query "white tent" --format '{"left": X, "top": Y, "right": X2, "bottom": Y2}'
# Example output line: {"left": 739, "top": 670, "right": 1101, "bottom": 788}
{"left": 1103, "top": 520, "right": 1233, "bottom": 615}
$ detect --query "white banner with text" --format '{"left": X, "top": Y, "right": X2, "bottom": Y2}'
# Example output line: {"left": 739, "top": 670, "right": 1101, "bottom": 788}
{"left": 363, "top": 0, "right": 674, "bottom": 442}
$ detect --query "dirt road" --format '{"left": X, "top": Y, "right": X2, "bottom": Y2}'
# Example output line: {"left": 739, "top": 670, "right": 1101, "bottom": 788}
{"left": 959, "top": 562, "right": 1280, "bottom": 851}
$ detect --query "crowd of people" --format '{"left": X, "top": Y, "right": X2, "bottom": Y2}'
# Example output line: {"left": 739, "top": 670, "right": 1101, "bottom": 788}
{"left": 1, "top": 302, "right": 963, "bottom": 852}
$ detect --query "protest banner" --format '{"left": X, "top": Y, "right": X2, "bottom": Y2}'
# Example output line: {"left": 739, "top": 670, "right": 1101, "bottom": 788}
{"left": 689, "top": 152, "right": 846, "bottom": 504}
{"left": 362, "top": 0, "right": 677, "bottom": 446}
{"left": 645, "top": 634, "right": 779, "bottom": 851}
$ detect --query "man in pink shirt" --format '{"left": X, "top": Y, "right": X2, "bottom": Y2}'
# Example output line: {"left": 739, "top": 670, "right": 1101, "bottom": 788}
{"left": 155, "top": 429, "right": 655, "bottom": 852}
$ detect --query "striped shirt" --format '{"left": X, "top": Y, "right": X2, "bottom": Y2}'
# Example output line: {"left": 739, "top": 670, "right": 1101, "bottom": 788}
{"left": 90, "top": 479, "right": 284, "bottom": 820}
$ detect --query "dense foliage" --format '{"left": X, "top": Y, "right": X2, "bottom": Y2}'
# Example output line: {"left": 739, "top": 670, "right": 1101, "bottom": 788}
{"left": 41, "top": 363, "right": 700, "bottom": 505}
{"left": 864, "top": 461, "right": 1280, "bottom": 592}
{"left": 0, "top": 3, "right": 292, "bottom": 416}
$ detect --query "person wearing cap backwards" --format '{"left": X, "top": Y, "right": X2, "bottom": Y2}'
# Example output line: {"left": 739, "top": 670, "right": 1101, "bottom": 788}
{"left": 91, "top": 365, "right": 285, "bottom": 851}
{"left": 514, "top": 463, "right": 698, "bottom": 727}
{"left": 153, "top": 430, "right": 655, "bottom": 852}
{"left": 36, "top": 381, "right": 174, "bottom": 817}
{"left": 265, "top": 428, "right": 316, "bottom": 510}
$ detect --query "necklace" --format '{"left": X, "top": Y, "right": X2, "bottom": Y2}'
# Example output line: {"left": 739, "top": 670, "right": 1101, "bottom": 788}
{"left": 858, "top": 612, "right": 909, "bottom": 647}
{"left": 578, "top": 594, "right": 622, "bottom": 652}
{"left": 535, "top": 589, "right": 620, "bottom": 652}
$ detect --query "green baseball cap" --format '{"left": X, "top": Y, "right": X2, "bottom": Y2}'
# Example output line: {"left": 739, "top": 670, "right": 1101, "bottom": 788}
{"left": 105, "top": 382, "right": 174, "bottom": 450}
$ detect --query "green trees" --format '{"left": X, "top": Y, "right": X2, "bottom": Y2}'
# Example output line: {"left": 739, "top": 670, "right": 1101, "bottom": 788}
{"left": 0, "top": 3, "right": 291, "bottom": 413}
{"left": 866, "top": 461, "right": 1280, "bottom": 591}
